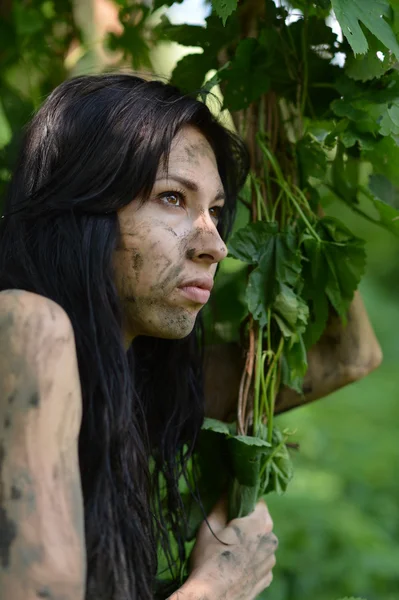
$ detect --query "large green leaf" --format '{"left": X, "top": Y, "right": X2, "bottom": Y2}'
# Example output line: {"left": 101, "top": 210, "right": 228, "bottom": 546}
{"left": 331, "top": 0, "right": 399, "bottom": 59}
{"left": 319, "top": 218, "right": 367, "bottom": 316}
{"left": 234, "top": 226, "right": 302, "bottom": 326}
{"left": 221, "top": 38, "right": 271, "bottom": 111}
{"left": 301, "top": 218, "right": 366, "bottom": 332}
{"left": 228, "top": 221, "right": 279, "bottom": 264}
{"left": 346, "top": 31, "right": 395, "bottom": 81}
{"left": 170, "top": 52, "right": 215, "bottom": 93}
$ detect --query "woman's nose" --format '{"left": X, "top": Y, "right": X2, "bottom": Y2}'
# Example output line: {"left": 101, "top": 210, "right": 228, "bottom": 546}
{"left": 189, "top": 216, "right": 228, "bottom": 265}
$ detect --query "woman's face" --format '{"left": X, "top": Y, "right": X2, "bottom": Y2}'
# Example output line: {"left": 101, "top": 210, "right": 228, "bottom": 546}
{"left": 113, "top": 125, "right": 228, "bottom": 345}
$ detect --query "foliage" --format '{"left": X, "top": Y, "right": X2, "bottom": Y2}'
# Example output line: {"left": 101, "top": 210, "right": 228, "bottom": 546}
{"left": 0, "top": 0, "right": 80, "bottom": 201}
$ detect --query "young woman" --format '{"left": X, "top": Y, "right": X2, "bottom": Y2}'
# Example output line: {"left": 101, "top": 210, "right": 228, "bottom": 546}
{"left": 0, "top": 74, "right": 278, "bottom": 600}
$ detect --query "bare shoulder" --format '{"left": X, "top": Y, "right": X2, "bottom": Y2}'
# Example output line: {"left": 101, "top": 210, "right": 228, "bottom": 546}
{"left": 0, "top": 290, "right": 86, "bottom": 598}
{"left": 0, "top": 289, "right": 73, "bottom": 339}
{"left": 0, "top": 288, "right": 82, "bottom": 428}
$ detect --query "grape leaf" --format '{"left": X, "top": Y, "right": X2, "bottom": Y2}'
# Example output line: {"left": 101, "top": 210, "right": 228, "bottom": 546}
{"left": 221, "top": 38, "right": 271, "bottom": 111}
{"left": 362, "top": 186, "right": 399, "bottom": 236}
{"left": 228, "top": 221, "right": 279, "bottom": 264}
{"left": 170, "top": 52, "right": 215, "bottom": 93}
{"left": 346, "top": 31, "right": 395, "bottom": 81}
{"left": 369, "top": 174, "right": 399, "bottom": 209}
{"left": 319, "top": 218, "right": 367, "bottom": 316}
{"left": 363, "top": 136, "right": 399, "bottom": 187}
{"left": 201, "top": 417, "right": 231, "bottom": 434}
{"left": 212, "top": 0, "right": 238, "bottom": 26}
{"left": 301, "top": 218, "right": 366, "bottom": 329}
{"left": 297, "top": 135, "right": 327, "bottom": 183}
{"left": 281, "top": 335, "right": 308, "bottom": 393}
{"left": 236, "top": 227, "right": 302, "bottom": 326}
{"left": 331, "top": 0, "right": 399, "bottom": 59}
{"left": 379, "top": 101, "right": 399, "bottom": 136}
{"left": 259, "top": 427, "right": 294, "bottom": 496}
{"left": 272, "top": 284, "right": 309, "bottom": 341}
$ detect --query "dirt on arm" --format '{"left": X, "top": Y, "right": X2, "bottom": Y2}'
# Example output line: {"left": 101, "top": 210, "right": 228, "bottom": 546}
{"left": 0, "top": 290, "right": 86, "bottom": 600}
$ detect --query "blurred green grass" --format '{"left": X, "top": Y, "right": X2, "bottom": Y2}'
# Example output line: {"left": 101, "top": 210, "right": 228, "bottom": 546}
{"left": 258, "top": 200, "right": 399, "bottom": 600}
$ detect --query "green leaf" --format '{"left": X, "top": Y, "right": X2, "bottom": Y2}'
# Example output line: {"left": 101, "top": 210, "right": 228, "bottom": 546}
{"left": 281, "top": 335, "right": 308, "bottom": 393}
{"left": 170, "top": 52, "right": 215, "bottom": 93}
{"left": 228, "top": 435, "right": 271, "bottom": 486}
{"left": 272, "top": 284, "right": 309, "bottom": 341}
{"left": 228, "top": 221, "right": 279, "bottom": 264}
{"left": 363, "top": 136, "right": 399, "bottom": 187}
{"left": 369, "top": 174, "right": 399, "bottom": 209}
{"left": 107, "top": 5, "right": 153, "bottom": 70}
{"left": 260, "top": 428, "right": 294, "bottom": 496}
{"left": 297, "top": 135, "right": 327, "bottom": 184}
{"left": 13, "top": 3, "right": 45, "bottom": 37}
{"left": 212, "top": 0, "right": 238, "bottom": 26}
{"left": 201, "top": 417, "right": 231, "bottom": 435}
{"left": 301, "top": 218, "right": 366, "bottom": 335}
{"left": 319, "top": 218, "right": 367, "bottom": 315}
{"left": 301, "top": 234, "right": 330, "bottom": 347}
{"left": 346, "top": 30, "right": 395, "bottom": 81}
{"left": 363, "top": 187, "right": 399, "bottom": 235}
{"left": 237, "top": 227, "right": 302, "bottom": 326}
{"left": 221, "top": 38, "right": 271, "bottom": 111}
{"left": 379, "top": 101, "right": 399, "bottom": 136}
{"left": 331, "top": 0, "right": 399, "bottom": 59}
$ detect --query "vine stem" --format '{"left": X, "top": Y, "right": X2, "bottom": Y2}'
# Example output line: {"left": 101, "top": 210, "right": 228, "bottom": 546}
{"left": 238, "top": 322, "right": 255, "bottom": 435}
{"left": 283, "top": 183, "right": 321, "bottom": 241}
{"left": 253, "top": 324, "right": 264, "bottom": 436}
{"left": 267, "top": 337, "right": 285, "bottom": 444}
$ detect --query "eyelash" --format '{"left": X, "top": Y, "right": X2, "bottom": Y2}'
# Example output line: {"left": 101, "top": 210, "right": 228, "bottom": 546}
{"left": 156, "top": 189, "right": 223, "bottom": 221}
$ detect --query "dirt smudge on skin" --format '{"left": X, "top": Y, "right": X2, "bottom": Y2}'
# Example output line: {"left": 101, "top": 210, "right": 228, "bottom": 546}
{"left": 28, "top": 392, "right": 39, "bottom": 408}
{"left": 186, "top": 248, "right": 195, "bottom": 260}
{"left": 130, "top": 250, "right": 144, "bottom": 281}
{"left": 0, "top": 442, "right": 18, "bottom": 568}
{"left": 10, "top": 485, "right": 22, "bottom": 500}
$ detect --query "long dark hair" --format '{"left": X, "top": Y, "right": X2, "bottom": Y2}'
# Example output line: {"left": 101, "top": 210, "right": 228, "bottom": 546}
{"left": 0, "top": 74, "right": 249, "bottom": 600}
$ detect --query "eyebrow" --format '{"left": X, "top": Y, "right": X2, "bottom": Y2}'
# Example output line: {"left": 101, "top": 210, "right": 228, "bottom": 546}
{"left": 155, "top": 173, "right": 226, "bottom": 202}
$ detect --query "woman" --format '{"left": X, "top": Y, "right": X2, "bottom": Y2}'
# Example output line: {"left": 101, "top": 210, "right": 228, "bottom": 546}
{"left": 0, "top": 74, "right": 277, "bottom": 600}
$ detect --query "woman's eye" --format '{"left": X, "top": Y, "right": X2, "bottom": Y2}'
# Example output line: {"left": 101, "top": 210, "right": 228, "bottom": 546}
{"left": 209, "top": 205, "right": 223, "bottom": 220}
{"left": 159, "top": 191, "right": 184, "bottom": 207}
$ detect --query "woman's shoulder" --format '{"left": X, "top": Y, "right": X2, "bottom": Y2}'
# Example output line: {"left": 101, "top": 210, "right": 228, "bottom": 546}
{"left": 0, "top": 288, "right": 82, "bottom": 428}
{"left": 0, "top": 289, "right": 74, "bottom": 338}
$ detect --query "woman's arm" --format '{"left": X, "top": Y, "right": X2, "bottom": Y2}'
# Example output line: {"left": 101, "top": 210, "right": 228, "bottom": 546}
{"left": 0, "top": 291, "right": 86, "bottom": 600}
{"left": 204, "top": 291, "right": 382, "bottom": 421}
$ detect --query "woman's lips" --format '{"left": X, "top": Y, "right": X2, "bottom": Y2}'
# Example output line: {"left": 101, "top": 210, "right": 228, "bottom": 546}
{"left": 178, "top": 285, "right": 211, "bottom": 304}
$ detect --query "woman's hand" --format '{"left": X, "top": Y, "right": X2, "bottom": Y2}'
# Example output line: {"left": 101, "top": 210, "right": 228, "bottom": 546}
{"left": 173, "top": 496, "right": 278, "bottom": 600}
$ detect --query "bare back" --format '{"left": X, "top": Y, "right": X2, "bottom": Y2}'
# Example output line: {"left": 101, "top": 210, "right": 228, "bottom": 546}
{"left": 0, "top": 290, "right": 86, "bottom": 600}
